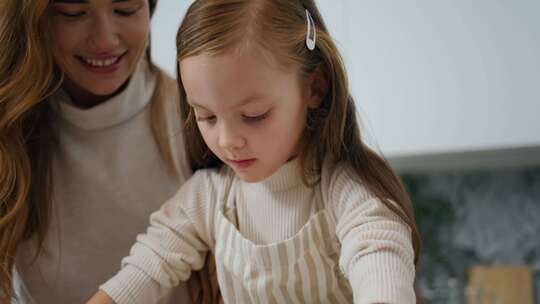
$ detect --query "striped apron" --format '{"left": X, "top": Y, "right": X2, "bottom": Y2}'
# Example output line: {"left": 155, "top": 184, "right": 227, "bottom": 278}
{"left": 213, "top": 181, "right": 354, "bottom": 303}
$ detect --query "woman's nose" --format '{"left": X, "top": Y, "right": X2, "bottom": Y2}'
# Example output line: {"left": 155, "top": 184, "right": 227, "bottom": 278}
{"left": 88, "top": 17, "right": 120, "bottom": 52}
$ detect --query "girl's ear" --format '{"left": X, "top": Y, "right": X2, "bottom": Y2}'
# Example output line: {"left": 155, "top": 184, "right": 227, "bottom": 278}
{"left": 305, "top": 66, "right": 328, "bottom": 109}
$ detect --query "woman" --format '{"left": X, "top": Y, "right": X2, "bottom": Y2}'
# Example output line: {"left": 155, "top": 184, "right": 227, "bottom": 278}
{"left": 0, "top": 0, "right": 218, "bottom": 303}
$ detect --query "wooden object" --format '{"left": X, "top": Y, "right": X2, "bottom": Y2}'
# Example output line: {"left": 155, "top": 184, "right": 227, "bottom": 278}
{"left": 466, "top": 265, "right": 534, "bottom": 304}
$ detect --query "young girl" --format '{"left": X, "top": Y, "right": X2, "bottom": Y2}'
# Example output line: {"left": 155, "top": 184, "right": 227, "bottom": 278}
{"left": 89, "top": 0, "right": 421, "bottom": 303}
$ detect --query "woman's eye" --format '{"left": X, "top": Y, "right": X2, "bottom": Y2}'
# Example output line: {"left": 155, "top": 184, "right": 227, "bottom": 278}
{"left": 243, "top": 111, "right": 270, "bottom": 123}
{"left": 114, "top": 3, "right": 142, "bottom": 16}
{"left": 115, "top": 9, "right": 138, "bottom": 17}
{"left": 57, "top": 11, "right": 86, "bottom": 18}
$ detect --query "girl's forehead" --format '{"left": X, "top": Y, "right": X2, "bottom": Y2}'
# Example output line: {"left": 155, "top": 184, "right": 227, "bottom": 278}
{"left": 181, "top": 47, "right": 298, "bottom": 84}
{"left": 180, "top": 42, "right": 305, "bottom": 111}
{"left": 182, "top": 54, "right": 293, "bottom": 91}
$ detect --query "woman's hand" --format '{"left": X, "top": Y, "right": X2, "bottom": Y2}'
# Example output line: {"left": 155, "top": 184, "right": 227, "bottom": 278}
{"left": 87, "top": 290, "right": 115, "bottom": 304}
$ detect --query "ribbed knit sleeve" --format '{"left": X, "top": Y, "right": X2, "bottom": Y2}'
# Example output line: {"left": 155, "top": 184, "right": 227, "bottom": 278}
{"left": 99, "top": 169, "right": 221, "bottom": 304}
{"left": 325, "top": 164, "right": 416, "bottom": 304}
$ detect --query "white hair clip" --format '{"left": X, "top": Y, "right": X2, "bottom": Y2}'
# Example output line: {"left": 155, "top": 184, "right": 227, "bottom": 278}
{"left": 305, "top": 9, "right": 316, "bottom": 51}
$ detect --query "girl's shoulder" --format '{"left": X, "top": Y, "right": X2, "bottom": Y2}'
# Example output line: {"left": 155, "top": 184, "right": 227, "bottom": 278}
{"left": 321, "top": 160, "right": 370, "bottom": 194}
{"left": 169, "top": 166, "right": 232, "bottom": 215}
{"left": 320, "top": 160, "right": 375, "bottom": 211}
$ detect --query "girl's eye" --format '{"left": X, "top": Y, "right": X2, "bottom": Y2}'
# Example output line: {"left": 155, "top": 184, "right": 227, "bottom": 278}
{"left": 243, "top": 111, "right": 270, "bottom": 123}
{"left": 196, "top": 116, "right": 217, "bottom": 124}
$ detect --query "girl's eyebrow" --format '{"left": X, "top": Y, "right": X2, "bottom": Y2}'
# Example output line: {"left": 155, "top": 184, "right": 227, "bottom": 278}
{"left": 188, "top": 102, "right": 210, "bottom": 111}
{"left": 188, "top": 94, "right": 268, "bottom": 110}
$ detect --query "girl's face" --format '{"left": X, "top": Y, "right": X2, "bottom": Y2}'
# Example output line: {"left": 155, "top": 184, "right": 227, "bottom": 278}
{"left": 50, "top": 0, "right": 150, "bottom": 104}
{"left": 181, "top": 48, "right": 313, "bottom": 183}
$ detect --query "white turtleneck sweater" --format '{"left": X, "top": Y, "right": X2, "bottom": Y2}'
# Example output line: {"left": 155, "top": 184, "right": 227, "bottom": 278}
{"left": 101, "top": 159, "right": 416, "bottom": 304}
{"left": 14, "top": 60, "right": 192, "bottom": 304}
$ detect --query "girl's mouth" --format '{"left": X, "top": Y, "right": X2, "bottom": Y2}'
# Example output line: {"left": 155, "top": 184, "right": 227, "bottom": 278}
{"left": 229, "top": 158, "right": 256, "bottom": 169}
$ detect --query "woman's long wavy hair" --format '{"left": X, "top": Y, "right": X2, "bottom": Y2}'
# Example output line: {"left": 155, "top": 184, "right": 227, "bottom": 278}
{"left": 176, "top": 0, "right": 421, "bottom": 299}
{"left": 0, "top": 0, "right": 177, "bottom": 301}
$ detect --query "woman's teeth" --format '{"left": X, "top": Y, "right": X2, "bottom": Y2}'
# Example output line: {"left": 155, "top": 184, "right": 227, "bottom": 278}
{"left": 82, "top": 56, "right": 120, "bottom": 67}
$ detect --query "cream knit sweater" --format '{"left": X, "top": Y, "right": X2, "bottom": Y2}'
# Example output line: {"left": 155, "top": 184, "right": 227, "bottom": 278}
{"left": 101, "top": 159, "right": 416, "bottom": 304}
{"left": 14, "top": 60, "right": 192, "bottom": 304}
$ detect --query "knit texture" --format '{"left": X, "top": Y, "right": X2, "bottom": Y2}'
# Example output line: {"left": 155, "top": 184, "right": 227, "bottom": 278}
{"left": 15, "top": 60, "right": 192, "bottom": 304}
{"left": 101, "top": 159, "right": 415, "bottom": 304}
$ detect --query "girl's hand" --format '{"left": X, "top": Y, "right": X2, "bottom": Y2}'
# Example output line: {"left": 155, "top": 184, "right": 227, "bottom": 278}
{"left": 87, "top": 290, "right": 115, "bottom": 304}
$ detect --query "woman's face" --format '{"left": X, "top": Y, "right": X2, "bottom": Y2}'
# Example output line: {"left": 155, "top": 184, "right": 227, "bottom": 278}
{"left": 49, "top": 0, "right": 150, "bottom": 104}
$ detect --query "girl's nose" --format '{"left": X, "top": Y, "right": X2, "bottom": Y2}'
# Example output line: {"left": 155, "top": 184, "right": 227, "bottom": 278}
{"left": 218, "top": 123, "right": 246, "bottom": 150}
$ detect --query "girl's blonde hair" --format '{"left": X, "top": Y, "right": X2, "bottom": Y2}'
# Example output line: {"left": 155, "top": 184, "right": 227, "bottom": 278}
{"left": 0, "top": 0, "right": 177, "bottom": 301}
{"left": 176, "top": 0, "right": 421, "bottom": 288}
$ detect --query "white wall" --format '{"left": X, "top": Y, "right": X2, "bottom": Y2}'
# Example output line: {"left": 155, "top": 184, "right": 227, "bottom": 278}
{"left": 340, "top": 0, "right": 540, "bottom": 157}
{"left": 151, "top": 0, "right": 540, "bottom": 158}
{"left": 150, "top": 0, "right": 191, "bottom": 77}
